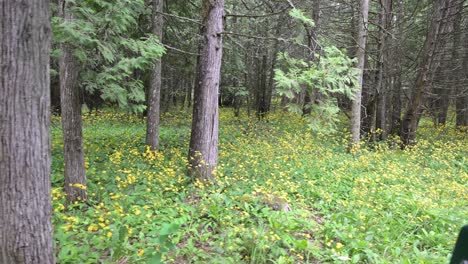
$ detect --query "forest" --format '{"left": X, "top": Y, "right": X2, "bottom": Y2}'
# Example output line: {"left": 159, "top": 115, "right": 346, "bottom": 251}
{"left": 0, "top": 0, "right": 467, "bottom": 263}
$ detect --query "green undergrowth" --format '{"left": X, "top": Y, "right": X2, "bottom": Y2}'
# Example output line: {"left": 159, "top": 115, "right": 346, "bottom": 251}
{"left": 50, "top": 109, "right": 467, "bottom": 264}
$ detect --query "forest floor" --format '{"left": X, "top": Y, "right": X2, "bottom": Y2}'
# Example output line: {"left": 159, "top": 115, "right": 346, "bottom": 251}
{"left": 50, "top": 109, "right": 467, "bottom": 264}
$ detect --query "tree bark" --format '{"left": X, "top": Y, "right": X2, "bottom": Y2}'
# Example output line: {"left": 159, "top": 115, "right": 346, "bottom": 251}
{"left": 0, "top": 1, "right": 54, "bottom": 263}
{"left": 255, "top": 55, "right": 268, "bottom": 119}
{"left": 350, "top": 0, "right": 369, "bottom": 145}
{"left": 146, "top": 0, "right": 164, "bottom": 150}
{"left": 188, "top": 0, "right": 224, "bottom": 182}
{"left": 455, "top": 40, "right": 468, "bottom": 128}
{"left": 454, "top": 0, "right": 467, "bottom": 129}
{"left": 51, "top": 59, "right": 61, "bottom": 114}
{"left": 375, "top": 0, "right": 392, "bottom": 140}
{"left": 400, "top": 0, "right": 450, "bottom": 145}
{"left": 429, "top": 0, "right": 462, "bottom": 126}
{"left": 187, "top": 73, "right": 194, "bottom": 108}
{"left": 59, "top": 0, "right": 88, "bottom": 203}
{"left": 303, "top": 0, "right": 321, "bottom": 115}
{"left": 390, "top": 0, "right": 404, "bottom": 135}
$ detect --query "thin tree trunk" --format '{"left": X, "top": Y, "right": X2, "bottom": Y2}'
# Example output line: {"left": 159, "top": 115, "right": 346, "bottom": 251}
{"left": 146, "top": 0, "right": 164, "bottom": 150}
{"left": 370, "top": 100, "right": 377, "bottom": 141}
{"left": 350, "top": 0, "right": 369, "bottom": 145}
{"left": 375, "top": 0, "right": 392, "bottom": 140}
{"left": 188, "top": 0, "right": 224, "bottom": 182}
{"left": 256, "top": 55, "right": 268, "bottom": 119}
{"left": 59, "top": 0, "right": 88, "bottom": 203}
{"left": 391, "top": 74, "right": 403, "bottom": 134}
{"left": 172, "top": 78, "right": 178, "bottom": 108}
{"left": 161, "top": 65, "right": 169, "bottom": 113}
{"left": 360, "top": 55, "right": 373, "bottom": 136}
{"left": 432, "top": 66, "right": 450, "bottom": 126}
{"left": 430, "top": 0, "right": 462, "bottom": 126}
{"left": 390, "top": 0, "right": 404, "bottom": 135}
{"left": 189, "top": 65, "right": 198, "bottom": 109}
{"left": 453, "top": 0, "right": 467, "bottom": 129}
{"left": 267, "top": 19, "right": 283, "bottom": 114}
{"left": 456, "top": 34, "right": 468, "bottom": 128}
{"left": 304, "top": 0, "right": 321, "bottom": 115}
{"left": 181, "top": 79, "right": 187, "bottom": 109}
{"left": 400, "top": 0, "right": 450, "bottom": 145}
{"left": 51, "top": 59, "right": 61, "bottom": 114}
{"left": 0, "top": 1, "right": 54, "bottom": 262}
{"left": 187, "top": 75, "right": 193, "bottom": 108}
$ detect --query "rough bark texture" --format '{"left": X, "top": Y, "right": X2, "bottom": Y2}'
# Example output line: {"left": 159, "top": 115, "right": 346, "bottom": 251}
{"left": 146, "top": 0, "right": 164, "bottom": 150}
{"left": 350, "top": 0, "right": 369, "bottom": 145}
{"left": 455, "top": 1, "right": 467, "bottom": 129}
{"left": 429, "top": 0, "right": 462, "bottom": 126}
{"left": 59, "top": 0, "right": 88, "bottom": 203}
{"left": 0, "top": 1, "right": 54, "bottom": 263}
{"left": 390, "top": 0, "right": 404, "bottom": 135}
{"left": 188, "top": 0, "right": 224, "bottom": 182}
{"left": 400, "top": 0, "right": 449, "bottom": 145}
{"left": 375, "top": 0, "right": 392, "bottom": 140}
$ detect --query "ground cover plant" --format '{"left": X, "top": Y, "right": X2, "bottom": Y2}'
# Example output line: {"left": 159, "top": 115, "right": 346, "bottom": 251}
{"left": 51, "top": 110, "right": 467, "bottom": 263}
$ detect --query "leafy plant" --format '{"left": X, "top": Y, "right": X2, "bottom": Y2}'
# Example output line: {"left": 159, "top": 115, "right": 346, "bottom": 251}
{"left": 50, "top": 111, "right": 466, "bottom": 263}
{"left": 275, "top": 46, "right": 359, "bottom": 132}
{"left": 52, "top": 0, "right": 165, "bottom": 113}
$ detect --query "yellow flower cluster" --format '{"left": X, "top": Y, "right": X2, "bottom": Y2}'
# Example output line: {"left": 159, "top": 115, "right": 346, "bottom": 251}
{"left": 49, "top": 110, "right": 467, "bottom": 263}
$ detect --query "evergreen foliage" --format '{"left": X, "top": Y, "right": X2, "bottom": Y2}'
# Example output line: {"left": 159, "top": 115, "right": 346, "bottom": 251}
{"left": 52, "top": 0, "right": 165, "bottom": 112}
{"left": 275, "top": 46, "right": 359, "bottom": 132}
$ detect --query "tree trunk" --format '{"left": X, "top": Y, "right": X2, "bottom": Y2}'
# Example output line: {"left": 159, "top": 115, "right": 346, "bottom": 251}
{"left": 51, "top": 58, "right": 61, "bottom": 114}
{"left": 456, "top": 32, "right": 468, "bottom": 128}
{"left": 430, "top": 0, "right": 462, "bottom": 127}
{"left": 59, "top": 0, "right": 88, "bottom": 203}
{"left": 453, "top": 0, "right": 467, "bottom": 129}
{"left": 375, "top": 0, "right": 392, "bottom": 140}
{"left": 400, "top": 0, "right": 450, "bottom": 145}
{"left": 188, "top": 0, "right": 224, "bottom": 182}
{"left": 180, "top": 79, "right": 187, "bottom": 109}
{"left": 146, "top": 0, "right": 164, "bottom": 150}
{"left": 360, "top": 54, "right": 373, "bottom": 136}
{"left": 255, "top": 55, "right": 268, "bottom": 119}
{"left": 172, "top": 78, "right": 178, "bottom": 108}
{"left": 304, "top": 0, "right": 321, "bottom": 115}
{"left": 350, "top": 0, "right": 369, "bottom": 145}
{"left": 187, "top": 65, "right": 197, "bottom": 109}
{"left": 0, "top": 1, "right": 54, "bottom": 262}
{"left": 390, "top": 0, "right": 404, "bottom": 135}
{"left": 432, "top": 65, "right": 450, "bottom": 126}
{"left": 391, "top": 73, "right": 403, "bottom": 134}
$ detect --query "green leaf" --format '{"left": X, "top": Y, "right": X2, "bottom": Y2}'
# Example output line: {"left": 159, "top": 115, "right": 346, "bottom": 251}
{"left": 97, "top": 42, "right": 115, "bottom": 63}
{"left": 289, "top": 9, "right": 314, "bottom": 27}
{"left": 146, "top": 253, "right": 162, "bottom": 264}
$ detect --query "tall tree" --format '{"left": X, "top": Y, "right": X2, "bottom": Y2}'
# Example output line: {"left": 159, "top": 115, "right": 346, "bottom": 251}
{"left": 303, "top": 0, "right": 321, "bottom": 115}
{"left": 59, "top": 0, "right": 88, "bottom": 203}
{"left": 454, "top": 0, "right": 467, "bottom": 129}
{"left": 400, "top": 0, "right": 451, "bottom": 145}
{"left": 429, "top": 0, "right": 463, "bottom": 126}
{"left": 390, "top": 0, "right": 404, "bottom": 135}
{"left": 188, "top": 0, "right": 224, "bottom": 182}
{"left": 146, "top": 0, "right": 165, "bottom": 150}
{"left": 0, "top": 1, "right": 54, "bottom": 262}
{"left": 375, "top": 0, "right": 392, "bottom": 140}
{"left": 350, "top": 0, "right": 369, "bottom": 145}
